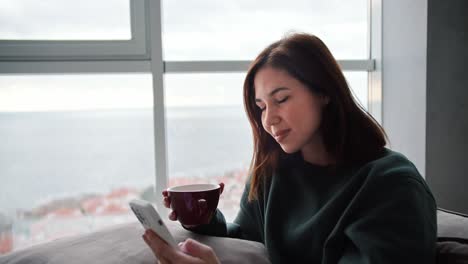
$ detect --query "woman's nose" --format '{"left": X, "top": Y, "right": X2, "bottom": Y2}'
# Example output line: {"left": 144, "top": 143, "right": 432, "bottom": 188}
{"left": 263, "top": 107, "right": 281, "bottom": 126}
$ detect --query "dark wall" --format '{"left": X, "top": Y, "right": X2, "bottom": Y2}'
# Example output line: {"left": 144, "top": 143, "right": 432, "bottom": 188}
{"left": 426, "top": 0, "right": 468, "bottom": 215}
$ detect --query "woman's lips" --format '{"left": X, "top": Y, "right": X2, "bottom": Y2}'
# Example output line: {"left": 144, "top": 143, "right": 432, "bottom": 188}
{"left": 273, "top": 129, "right": 291, "bottom": 142}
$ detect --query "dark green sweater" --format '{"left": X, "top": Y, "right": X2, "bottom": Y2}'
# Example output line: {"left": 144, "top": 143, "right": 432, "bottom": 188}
{"left": 190, "top": 149, "right": 437, "bottom": 263}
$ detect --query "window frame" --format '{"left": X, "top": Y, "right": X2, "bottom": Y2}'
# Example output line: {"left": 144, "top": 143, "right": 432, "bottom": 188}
{"left": 0, "top": 0, "right": 149, "bottom": 61}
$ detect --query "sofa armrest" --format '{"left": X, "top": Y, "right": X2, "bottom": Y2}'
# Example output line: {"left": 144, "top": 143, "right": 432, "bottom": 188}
{"left": 437, "top": 209, "right": 468, "bottom": 264}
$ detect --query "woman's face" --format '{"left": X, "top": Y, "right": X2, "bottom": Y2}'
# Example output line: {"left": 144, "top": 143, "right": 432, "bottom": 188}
{"left": 253, "top": 66, "right": 329, "bottom": 154}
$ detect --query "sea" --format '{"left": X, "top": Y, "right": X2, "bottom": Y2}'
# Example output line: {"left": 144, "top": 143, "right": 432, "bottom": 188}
{"left": 0, "top": 106, "right": 253, "bottom": 212}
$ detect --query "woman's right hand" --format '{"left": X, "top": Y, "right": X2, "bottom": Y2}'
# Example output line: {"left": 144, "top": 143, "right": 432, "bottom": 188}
{"left": 162, "top": 189, "right": 179, "bottom": 221}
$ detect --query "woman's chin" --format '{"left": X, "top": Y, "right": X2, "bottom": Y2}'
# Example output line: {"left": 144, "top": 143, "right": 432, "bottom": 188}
{"left": 279, "top": 144, "right": 298, "bottom": 154}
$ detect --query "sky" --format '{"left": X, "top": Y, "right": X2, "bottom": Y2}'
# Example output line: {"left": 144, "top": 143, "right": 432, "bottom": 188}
{"left": 0, "top": 0, "right": 368, "bottom": 111}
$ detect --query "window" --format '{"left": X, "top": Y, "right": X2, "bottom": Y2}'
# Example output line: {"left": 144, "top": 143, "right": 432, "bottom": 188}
{"left": 164, "top": 73, "right": 251, "bottom": 220}
{"left": 0, "top": 0, "right": 379, "bottom": 254}
{"left": 346, "top": 72, "right": 369, "bottom": 110}
{"left": 0, "top": 0, "right": 131, "bottom": 40}
{"left": 0, "top": 0, "right": 155, "bottom": 252}
{"left": 0, "top": 0, "right": 155, "bottom": 253}
{"left": 0, "top": 74, "right": 155, "bottom": 250}
{"left": 0, "top": 0, "right": 148, "bottom": 60}
{"left": 162, "top": 0, "right": 368, "bottom": 60}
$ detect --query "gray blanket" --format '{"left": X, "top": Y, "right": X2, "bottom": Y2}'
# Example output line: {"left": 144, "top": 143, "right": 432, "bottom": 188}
{"left": 0, "top": 222, "right": 270, "bottom": 264}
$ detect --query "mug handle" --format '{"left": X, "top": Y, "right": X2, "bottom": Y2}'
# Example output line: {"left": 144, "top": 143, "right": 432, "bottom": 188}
{"left": 219, "top": 183, "right": 224, "bottom": 195}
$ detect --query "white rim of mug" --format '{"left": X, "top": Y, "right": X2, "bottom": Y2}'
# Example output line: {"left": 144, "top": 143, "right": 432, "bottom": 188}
{"left": 168, "top": 183, "right": 220, "bottom": 192}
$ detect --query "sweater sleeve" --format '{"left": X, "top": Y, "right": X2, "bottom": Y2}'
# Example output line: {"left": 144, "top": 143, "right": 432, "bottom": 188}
{"left": 230, "top": 182, "right": 264, "bottom": 242}
{"left": 337, "top": 176, "right": 437, "bottom": 264}
{"left": 182, "top": 208, "right": 228, "bottom": 237}
{"left": 184, "top": 182, "right": 264, "bottom": 243}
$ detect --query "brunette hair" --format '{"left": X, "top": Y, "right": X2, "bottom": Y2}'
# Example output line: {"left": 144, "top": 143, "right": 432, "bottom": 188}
{"left": 243, "top": 33, "right": 387, "bottom": 201}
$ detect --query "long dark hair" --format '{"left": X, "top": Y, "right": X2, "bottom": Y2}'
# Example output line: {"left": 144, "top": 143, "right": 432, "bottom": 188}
{"left": 243, "top": 33, "right": 387, "bottom": 201}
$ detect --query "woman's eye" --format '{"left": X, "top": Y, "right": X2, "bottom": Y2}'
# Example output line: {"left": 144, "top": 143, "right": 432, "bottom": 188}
{"left": 277, "top": 96, "right": 289, "bottom": 104}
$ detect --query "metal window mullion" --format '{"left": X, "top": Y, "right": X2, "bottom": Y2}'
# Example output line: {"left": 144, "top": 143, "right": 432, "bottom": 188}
{"left": 163, "top": 59, "right": 374, "bottom": 73}
{"left": 369, "top": 0, "right": 383, "bottom": 124}
{"left": 129, "top": 0, "right": 150, "bottom": 58}
{"left": 0, "top": 59, "right": 375, "bottom": 75}
{"left": 148, "top": 0, "right": 168, "bottom": 214}
{"left": 0, "top": 61, "right": 151, "bottom": 74}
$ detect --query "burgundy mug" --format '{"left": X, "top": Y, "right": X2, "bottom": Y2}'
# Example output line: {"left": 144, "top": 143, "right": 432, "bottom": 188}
{"left": 168, "top": 183, "right": 223, "bottom": 226}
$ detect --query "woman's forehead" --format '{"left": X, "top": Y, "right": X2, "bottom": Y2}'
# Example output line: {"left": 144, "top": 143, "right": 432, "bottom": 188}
{"left": 254, "top": 68, "right": 292, "bottom": 91}
{"left": 253, "top": 68, "right": 301, "bottom": 98}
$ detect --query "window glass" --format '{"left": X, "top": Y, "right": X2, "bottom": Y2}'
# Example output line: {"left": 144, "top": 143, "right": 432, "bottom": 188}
{"left": 0, "top": 74, "right": 154, "bottom": 253}
{"left": 345, "top": 72, "right": 368, "bottom": 110}
{"left": 164, "top": 73, "right": 251, "bottom": 221}
{"left": 162, "top": 0, "right": 368, "bottom": 60}
{"left": 0, "top": 0, "right": 131, "bottom": 40}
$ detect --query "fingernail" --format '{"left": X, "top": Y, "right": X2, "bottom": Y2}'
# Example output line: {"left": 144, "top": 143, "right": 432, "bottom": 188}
{"left": 178, "top": 242, "right": 183, "bottom": 246}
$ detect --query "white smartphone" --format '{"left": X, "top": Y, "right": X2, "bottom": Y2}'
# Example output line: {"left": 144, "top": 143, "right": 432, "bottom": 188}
{"left": 129, "top": 199, "right": 178, "bottom": 248}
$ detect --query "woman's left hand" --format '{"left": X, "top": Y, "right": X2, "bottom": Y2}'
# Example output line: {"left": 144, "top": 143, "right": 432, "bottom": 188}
{"left": 143, "top": 229, "right": 220, "bottom": 264}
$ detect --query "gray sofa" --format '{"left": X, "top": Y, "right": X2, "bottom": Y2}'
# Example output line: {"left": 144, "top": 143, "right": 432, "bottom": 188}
{"left": 436, "top": 209, "right": 468, "bottom": 263}
{"left": 0, "top": 209, "right": 467, "bottom": 263}
{"left": 0, "top": 221, "right": 270, "bottom": 264}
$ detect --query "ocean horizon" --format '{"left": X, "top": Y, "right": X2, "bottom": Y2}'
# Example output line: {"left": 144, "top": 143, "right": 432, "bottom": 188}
{"left": 0, "top": 106, "right": 253, "bottom": 211}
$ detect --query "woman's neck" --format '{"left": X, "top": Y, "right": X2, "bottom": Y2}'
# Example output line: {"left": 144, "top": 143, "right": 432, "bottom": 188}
{"left": 300, "top": 134, "right": 335, "bottom": 166}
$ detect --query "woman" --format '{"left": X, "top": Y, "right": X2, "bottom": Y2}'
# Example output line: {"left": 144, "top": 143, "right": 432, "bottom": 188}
{"left": 142, "top": 33, "right": 437, "bottom": 263}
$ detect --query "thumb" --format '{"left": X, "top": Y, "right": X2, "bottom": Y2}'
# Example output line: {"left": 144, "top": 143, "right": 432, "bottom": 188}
{"left": 179, "top": 238, "right": 214, "bottom": 260}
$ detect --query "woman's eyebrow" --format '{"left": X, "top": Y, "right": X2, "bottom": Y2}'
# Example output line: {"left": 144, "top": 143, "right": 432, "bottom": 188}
{"left": 255, "top": 87, "right": 290, "bottom": 102}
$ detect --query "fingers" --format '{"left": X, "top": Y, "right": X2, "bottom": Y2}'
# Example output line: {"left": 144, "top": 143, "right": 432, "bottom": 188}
{"left": 157, "top": 255, "right": 171, "bottom": 264}
{"left": 168, "top": 211, "right": 177, "bottom": 221}
{"left": 162, "top": 190, "right": 171, "bottom": 209}
{"left": 143, "top": 230, "right": 218, "bottom": 264}
{"left": 143, "top": 230, "right": 210, "bottom": 264}
{"left": 179, "top": 238, "right": 218, "bottom": 262}
{"left": 163, "top": 190, "right": 178, "bottom": 222}
{"left": 163, "top": 196, "right": 171, "bottom": 209}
